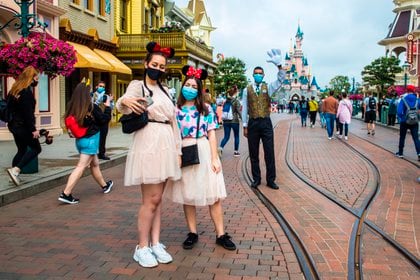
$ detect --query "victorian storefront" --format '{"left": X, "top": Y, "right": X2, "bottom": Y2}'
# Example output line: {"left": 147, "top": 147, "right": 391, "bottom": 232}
{"left": 0, "top": 0, "right": 66, "bottom": 140}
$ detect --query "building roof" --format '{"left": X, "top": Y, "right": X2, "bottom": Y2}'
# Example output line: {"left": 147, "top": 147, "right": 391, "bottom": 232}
{"left": 285, "top": 53, "right": 290, "bottom": 60}
{"left": 296, "top": 24, "right": 304, "bottom": 39}
{"left": 311, "top": 76, "right": 320, "bottom": 88}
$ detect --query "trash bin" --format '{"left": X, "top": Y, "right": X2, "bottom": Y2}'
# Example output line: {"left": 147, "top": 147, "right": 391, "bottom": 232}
{"left": 381, "top": 106, "right": 388, "bottom": 125}
{"left": 20, "top": 147, "right": 38, "bottom": 174}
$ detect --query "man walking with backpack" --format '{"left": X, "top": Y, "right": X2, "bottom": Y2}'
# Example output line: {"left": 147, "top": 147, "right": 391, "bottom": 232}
{"left": 363, "top": 91, "right": 377, "bottom": 135}
{"left": 219, "top": 85, "right": 241, "bottom": 157}
{"left": 395, "top": 85, "right": 420, "bottom": 160}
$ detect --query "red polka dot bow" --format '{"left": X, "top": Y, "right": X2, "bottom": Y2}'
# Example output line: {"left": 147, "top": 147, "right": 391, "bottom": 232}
{"left": 186, "top": 66, "right": 203, "bottom": 79}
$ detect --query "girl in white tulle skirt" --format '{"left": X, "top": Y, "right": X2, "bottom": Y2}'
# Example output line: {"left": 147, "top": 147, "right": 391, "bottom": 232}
{"left": 164, "top": 66, "right": 236, "bottom": 251}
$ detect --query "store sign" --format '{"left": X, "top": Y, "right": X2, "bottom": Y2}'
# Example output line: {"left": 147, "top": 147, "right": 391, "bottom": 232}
{"left": 407, "top": 33, "right": 414, "bottom": 64}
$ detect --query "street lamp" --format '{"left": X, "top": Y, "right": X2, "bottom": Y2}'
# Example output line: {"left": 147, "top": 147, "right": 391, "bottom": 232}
{"left": 0, "top": 0, "right": 47, "bottom": 38}
{"left": 402, "top": 61, "right": 410, "bottom": 89}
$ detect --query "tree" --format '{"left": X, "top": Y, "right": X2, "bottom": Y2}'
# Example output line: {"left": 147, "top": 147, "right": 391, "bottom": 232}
{"left": 361, "top": 56, "right": 402, "bottom": 97}
{"left": 214, "top": 57, "right": 248, "bottom": 96}
{"left": 329, "top": 75, "right": 351, "bottom": 94}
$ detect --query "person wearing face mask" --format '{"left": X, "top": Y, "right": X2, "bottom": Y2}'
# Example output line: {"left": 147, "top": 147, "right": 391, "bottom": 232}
{"left": 92, "top": 81, "right": 114, "bottom": 160}
{"left": 164, "top": 65, "right": 237, "bottom": 251}
{"left": 241, "top": 49, "right": 286, "bottom": 190}
{"left": 6, "top": 66, "right": 42, "bottom": 186}
{"left": 116, "top": 42, "right": 181, "bottom": 268}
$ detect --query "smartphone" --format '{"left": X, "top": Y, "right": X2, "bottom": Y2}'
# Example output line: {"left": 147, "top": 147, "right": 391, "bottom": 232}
{"left": 140, "top": 96, "right": 154, "bottom": 107}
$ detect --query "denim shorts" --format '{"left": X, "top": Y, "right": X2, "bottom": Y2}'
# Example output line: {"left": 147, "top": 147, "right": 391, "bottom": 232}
{"left": 75, "top": 132, "right": 99, "bottom": 155}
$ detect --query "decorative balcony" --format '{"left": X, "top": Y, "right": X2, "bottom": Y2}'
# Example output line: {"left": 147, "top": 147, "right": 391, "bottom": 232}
{"left": 116, "top": 32, "right": 213, "bottom": 62}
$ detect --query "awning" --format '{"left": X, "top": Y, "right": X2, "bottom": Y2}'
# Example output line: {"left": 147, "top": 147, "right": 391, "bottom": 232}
{"left": 67, "top": 42, "right": 112, "bottom": 72}
{"left": 93, "top": 49, "right": 132, "bottom": 75}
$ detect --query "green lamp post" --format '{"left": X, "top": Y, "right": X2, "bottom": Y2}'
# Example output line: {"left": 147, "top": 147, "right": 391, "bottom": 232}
{"left": 0, "top": 0, "right": 47, "bottom": 38}
{"left": 402, "top": 61, "right": 410, "bottom": 89}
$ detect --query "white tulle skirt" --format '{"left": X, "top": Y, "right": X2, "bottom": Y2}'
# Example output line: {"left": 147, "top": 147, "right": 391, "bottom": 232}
{"left": 164, "top": 137, "right": 227, "bottom": 206}
{"left": 124, "top": 122, "right": 181, "bottom": 186}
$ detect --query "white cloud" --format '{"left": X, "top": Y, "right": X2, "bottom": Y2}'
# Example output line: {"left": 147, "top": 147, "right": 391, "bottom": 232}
{"left": 175, "top": 0, "right": 395, "bottom": 88}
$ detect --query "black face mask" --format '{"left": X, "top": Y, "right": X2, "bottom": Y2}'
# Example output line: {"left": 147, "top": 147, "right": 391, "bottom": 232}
{"left": 146, "top": 68, "right": 164, "bottom": 81}
{"left": 31, "top": 80, "right": 38, "bottom": 87}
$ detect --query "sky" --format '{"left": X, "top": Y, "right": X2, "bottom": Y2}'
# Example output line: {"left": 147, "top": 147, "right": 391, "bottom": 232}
{"left": 174, "top": 0, "right": 396, "bottom": 89}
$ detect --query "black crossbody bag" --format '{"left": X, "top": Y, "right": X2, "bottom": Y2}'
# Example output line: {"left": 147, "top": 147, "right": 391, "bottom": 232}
{"left": 120, "top": 86, "right": 149, "bottom": 134}
{"left": 181, "top": 114, "right": 201, "bottom": 168}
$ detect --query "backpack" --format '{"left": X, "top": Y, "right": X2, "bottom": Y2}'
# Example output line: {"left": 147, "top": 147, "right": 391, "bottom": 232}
{"left": 65, "top": 115, "right": 88, "bottom": 138}
{"left": 368, "top": 97, "right": 376, "bottom": 110}
{"left": 222, "top": 100, "right": 233, "bottom": 121}
{"left": 0, "top": 97, "right": 12, "bottom": 123}
{"left": 300, "top": 101, "right": 307, "bottom": 111}
{"left": 402, "top": 98, "right": 419, "bottom": 125}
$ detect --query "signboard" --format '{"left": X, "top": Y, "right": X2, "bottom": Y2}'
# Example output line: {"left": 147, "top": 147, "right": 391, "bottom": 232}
{"left": 407, "top": 33, "right": 414, "bottom": 64}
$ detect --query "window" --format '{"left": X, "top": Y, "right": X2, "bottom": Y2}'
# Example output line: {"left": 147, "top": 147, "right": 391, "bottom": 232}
{"left": 72, "top": 0, "right": 81, "bottom": 4}
{"left": 38, "top": 73, "right": 50, "bottom": 112}
{"left": 98, "top": 0, "right": 105, "bottom": 16}
{"left": 120, "top": 0, "right": 128, "bottom": 31}
{"left": 85, "top": 0, "right": 93, "bottom": 11}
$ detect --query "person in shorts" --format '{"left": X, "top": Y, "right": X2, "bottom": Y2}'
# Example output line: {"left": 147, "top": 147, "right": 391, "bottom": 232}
{"left": 364, "top": 91, "right": 377, "bottom": 135}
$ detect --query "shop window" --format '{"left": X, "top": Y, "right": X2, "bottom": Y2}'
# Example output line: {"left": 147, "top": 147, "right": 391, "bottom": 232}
{"left": 72, "top": 0, "right": 81, "bottom": 4}
{"left": 38, "top": 73, "right": 50, "bottom": 112}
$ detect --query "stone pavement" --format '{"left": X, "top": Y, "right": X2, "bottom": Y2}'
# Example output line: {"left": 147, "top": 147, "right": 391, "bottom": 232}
{"left": 0, "top": 114, "right": 419, "bottom": 279}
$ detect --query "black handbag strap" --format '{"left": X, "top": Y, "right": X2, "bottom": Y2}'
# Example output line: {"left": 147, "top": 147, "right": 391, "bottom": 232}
{"left": 195, "top": 113, "right": 201, "bottom": 139}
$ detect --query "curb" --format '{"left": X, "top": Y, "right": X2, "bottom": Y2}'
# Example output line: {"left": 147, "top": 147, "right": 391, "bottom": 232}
{"left": 0, "top": 153, "right": 127, "bottom": 207}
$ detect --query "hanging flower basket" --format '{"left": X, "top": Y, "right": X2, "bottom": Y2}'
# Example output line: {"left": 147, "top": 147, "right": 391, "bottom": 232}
{"left": 0, "top": 32, "right": 77, "bottom": 78}
{"left": 349, "top": 94, "right": 364, "bottom": 100}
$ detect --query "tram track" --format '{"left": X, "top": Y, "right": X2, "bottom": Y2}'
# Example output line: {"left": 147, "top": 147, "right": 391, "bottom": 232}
{"left": 241, "top": 119, "right": 419, "bottom": 279}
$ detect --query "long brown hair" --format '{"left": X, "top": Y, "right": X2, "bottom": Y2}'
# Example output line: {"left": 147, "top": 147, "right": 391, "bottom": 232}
{"left": 9, "top": 66, "right": 39, "bottom": 97}
{"left": 177, "top": 77, "right": 209, "bottom": 116}
{"left": 64, "top": 82, "right": 92, "bottom": 126}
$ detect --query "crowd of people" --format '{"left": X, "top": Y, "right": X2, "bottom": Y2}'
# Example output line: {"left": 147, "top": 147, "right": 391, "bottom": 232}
{"left": 3, "top": 43, "right": 419, "bottom": 270}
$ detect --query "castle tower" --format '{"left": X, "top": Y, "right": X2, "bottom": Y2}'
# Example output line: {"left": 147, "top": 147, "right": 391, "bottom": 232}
{"left": 294, "top": 24, "right": 304, "bottom": 76}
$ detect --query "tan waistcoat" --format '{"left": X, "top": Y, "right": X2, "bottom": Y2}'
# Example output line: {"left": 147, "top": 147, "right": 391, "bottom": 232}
{"left": 247, "top": 83, "right": 271, "bottom": 119}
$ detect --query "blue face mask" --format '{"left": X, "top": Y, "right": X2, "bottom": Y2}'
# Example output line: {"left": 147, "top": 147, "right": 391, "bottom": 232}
{"left": 97, "top": 87, "right": 105, "bottom": 94}
{"left": 182, "top": 86, "right": 198, "bottom": 100}
{"left": 253, "top": 74, "right": 264, "bottom": 84}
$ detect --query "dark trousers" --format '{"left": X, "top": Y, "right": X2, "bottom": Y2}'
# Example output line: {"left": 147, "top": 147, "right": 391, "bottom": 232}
{"left": 388, "top": 114, "right": 396, "bottom": 126}
{"left": 98, "top": 122, "right": 109, "bottom": 156}
{"left": 398, "top": 122, "right": 420, "bottom": 155}
{"left": 338, "top": 122, "right": 349, "bottom": 136}
{"left": 247, "top": 117, "right": 276, "bottom": 184}
{"left": 11, "top": 127, "right": 41, "bottom": 169}
{"left": 220, "top": 122, "right": 240, "bottom": 151}
{"left": 309, "top": 111, "right": 317, "bottom": 125}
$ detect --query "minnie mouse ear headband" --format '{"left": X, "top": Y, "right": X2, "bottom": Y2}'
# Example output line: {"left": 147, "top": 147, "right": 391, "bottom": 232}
{"left": 146, "top": 42, "right": 175, "bottom": 58}
{"left": 182, "top": 65, "right": 208, "bottom": 80}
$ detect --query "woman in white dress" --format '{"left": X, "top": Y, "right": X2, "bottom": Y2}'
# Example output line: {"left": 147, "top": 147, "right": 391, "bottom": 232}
{"left": 116, "top": 42, "right": 181, "bottom": 268}
{"left": 165, "top": 66, "right": 236, "bottom": 251}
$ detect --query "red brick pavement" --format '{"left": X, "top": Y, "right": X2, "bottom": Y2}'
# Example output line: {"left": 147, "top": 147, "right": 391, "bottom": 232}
{"left": 0, "top": 127, "right": 303, "bottom": 279}
{"left": 348, "top": 135, "right": 420, "bottom": 259}
{"left": 255, "top": 116, "right": 356, "bottom": 279}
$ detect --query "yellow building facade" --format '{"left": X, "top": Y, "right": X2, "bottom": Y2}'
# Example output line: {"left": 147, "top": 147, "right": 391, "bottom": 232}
{"left": 114, "top": 0, "right": 217, "bottom": 118}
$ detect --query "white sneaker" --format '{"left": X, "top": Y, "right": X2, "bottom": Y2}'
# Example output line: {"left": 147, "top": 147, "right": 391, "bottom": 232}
{"left": 217, "top": 147, "right": 223, "bottom": 157}
{"left": 133, "top": 245, "right": 158, "bottom": 268}
{"left": 7, "top": 167, "right": 20, "bottom": 186}
{"left": 337, "top": 135, "right": 342, "bottom": 139}
{"left": 344, "top": 136, "right": 348, "bottom": 140}
{"left": 151, "top": 243, "right": 173, "bottom": 264}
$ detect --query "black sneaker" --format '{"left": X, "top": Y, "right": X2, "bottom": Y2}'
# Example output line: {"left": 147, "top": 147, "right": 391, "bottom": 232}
{"left": 102, "top": 180, "right": 114, "bottom": 194}
{"left": 58, "top": 192, "right": 79, "bottom": 204}
{"left": 395, "top": 152, "right": 403, "bottom": 159}
{"left": 216, "top": 233, "right": 236, "bottom": 251}
{"left": 182, "top": 232, "right": 198, "bottom": 249}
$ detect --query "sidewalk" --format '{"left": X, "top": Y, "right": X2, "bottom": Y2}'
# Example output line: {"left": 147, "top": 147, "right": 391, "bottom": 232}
{"left": 0, "top": 127, "right": 131, "bottom": 206}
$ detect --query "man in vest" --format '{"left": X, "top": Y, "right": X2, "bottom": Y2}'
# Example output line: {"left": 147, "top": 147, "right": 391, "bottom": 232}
{"left": 241, "top": 49, "right": 286, "bottom": 189}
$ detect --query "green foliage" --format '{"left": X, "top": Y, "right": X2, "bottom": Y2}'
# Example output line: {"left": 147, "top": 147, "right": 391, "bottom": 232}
{"left": 361, "top": 56, "right": 402, "bottom": 96}
{"left": 329, "top": 75, "right": 351, "bottom": 94}
{"left": 214, "top": 57, "right": 248, "bottom": 95}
